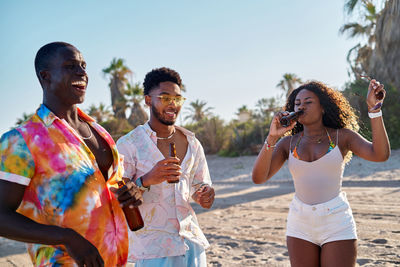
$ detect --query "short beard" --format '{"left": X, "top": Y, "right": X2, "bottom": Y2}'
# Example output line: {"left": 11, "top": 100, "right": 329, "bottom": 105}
{"left": 151, "top": 105, "right": 175, "bottom": 126}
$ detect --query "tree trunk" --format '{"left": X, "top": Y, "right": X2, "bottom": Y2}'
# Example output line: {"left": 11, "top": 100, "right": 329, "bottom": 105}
{"left": 128, "top": 102, "right": 148, "bottom": 128}
{"left": 110, "top": 77, "right": 127, "bottom": 119}
{"left": 366, "top": 0, "right": 400, "bottom": 92}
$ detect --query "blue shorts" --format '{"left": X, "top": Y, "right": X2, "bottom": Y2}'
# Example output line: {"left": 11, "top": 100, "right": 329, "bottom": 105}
{"left": 134, "top": 239, "right": 207, "bottom": 267}
{"left": 286, "top": 191, "right": 357, "bottom": 246}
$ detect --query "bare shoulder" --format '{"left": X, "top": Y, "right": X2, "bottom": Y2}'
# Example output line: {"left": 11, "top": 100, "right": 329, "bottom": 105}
{"left": 338, "top": 127, "right": 355, "bottom": 135}
{"left": 335, "top": 127, "right": 364, "bottom": 153}
{"left": 337, "top": 128, "right": 359, "bottom": 142}
{"left": 276, "top": 134, "right": 296, "bottom": 158}
{"left": 277, "top": 135, "right": 292, "bottom": 147}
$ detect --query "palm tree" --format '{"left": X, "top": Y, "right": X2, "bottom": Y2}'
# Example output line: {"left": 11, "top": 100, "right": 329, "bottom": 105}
{"left": 254, "top": 97, "right": 281, "bottom": 144}
{"left": 125, "top": 82, "right": 148, "bottom": 127}
{"left": 340, "top": 0, "right": 400, "bottom": 92}
{"left": 365, "top": 0, "right": 400, "bottom": 92}
{"left": 15, "top": 112, "right": 33, "bottom": 127}
{"left": 184, "top": 100, "right": 213, "bottom": 123}
{"left": 276, "top": 73, "right": 303, "bottom": 98}
{"left": 87, "top": 103, "right": 112, "bottom": 123}
{"left": 236, "top": 105, "right": 250, "bottom": 115}
{"left": 340, "top": 0, "right": 379, "bottom": 76}
{"left": 255, "top": 98, "right": 279, "bottom": 121}
{"left": 102, "top": 58, "right": 132, "bottom": 119}
{"left": 236, "top": 105, "right": 252, "bottom": 123}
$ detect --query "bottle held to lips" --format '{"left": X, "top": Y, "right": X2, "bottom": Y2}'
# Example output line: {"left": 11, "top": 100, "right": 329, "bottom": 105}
{"left": 117, "top": 181, "right": 144, "bottom": 231}
{"left": 167, "top": 142, "right": 179, "bottom": 184}
{"left": 280, "top": 110, "right": 304, "bottom": 127}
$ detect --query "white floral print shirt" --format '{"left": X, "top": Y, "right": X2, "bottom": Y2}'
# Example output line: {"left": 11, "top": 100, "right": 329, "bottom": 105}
{"left": 116, "top": 122, "right": 211, "bottom": 261}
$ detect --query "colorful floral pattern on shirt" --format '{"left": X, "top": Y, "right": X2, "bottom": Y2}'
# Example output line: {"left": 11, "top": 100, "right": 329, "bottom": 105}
{"left": 116, "top": 122, "right": 211, "bottom": 261}
{"left": 0, "top": 104, "right": 128, "bottom": 267}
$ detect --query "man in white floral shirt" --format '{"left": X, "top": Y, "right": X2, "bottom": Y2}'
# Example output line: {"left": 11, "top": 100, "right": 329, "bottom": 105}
{"left": 117, "top": 67, "right": 215, "bottom": 267}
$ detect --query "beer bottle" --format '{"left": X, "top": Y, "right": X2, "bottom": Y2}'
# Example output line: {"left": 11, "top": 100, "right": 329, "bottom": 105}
{"left": 280, "top": 110, "right": 304, "bottom": 127}
{"left": 167, "top": 142, "right": 179, "bottom": 183}
{"left": 117, "top": 180, "right": 144, "bottom": 231}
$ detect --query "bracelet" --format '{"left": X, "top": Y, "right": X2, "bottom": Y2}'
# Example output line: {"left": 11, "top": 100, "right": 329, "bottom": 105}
{"left": 368, "top": 110, "right": 382, "bottom": 119}
{"left": 135, "top": 177, "right": 150, "bottom": 191}
{"left": 264, "top": 139, "right": 276, "bottom": 151}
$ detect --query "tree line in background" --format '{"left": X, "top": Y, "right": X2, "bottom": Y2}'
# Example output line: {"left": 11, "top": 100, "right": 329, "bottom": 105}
{"left": 15, "top": 0, "right": 400, "bottom": 154}
{"left": 340, "top": 0, "right": 400, "bottom": 149}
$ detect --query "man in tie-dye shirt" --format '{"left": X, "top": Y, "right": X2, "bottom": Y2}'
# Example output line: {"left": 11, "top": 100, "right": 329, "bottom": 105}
{"left": 0, "top": 42, "right": 142, "bottom": 266}
{"left": 117, "top": 67, "right": 215, "bottom": 267}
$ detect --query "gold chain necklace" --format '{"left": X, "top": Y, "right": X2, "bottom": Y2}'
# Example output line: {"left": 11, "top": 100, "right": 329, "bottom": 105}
{"left": 303, "top": 132, "right": 325, "bottom": 144}
{"left": 156, "top": 128, "right": 176, "bottom": 140}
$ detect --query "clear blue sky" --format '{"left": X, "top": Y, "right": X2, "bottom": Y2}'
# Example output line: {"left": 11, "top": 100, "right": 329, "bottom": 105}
{"left": 0, "top": 1, "right": 358, "bottom": 134}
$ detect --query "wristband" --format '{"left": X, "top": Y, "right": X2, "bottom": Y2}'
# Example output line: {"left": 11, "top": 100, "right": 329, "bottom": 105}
{"left": 135, "top": 177, "right": 150, "bottom": 191}
{"left": 368, "top": 110, "right": 382, "bottom": 119}
{"left": 264, "top": 139, "right": 276, "bottom": 151}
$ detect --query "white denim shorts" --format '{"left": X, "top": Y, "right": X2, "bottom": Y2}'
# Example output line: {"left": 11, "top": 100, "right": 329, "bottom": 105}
{"left": 286, "top": 191, "right": 357, "bottom": 246}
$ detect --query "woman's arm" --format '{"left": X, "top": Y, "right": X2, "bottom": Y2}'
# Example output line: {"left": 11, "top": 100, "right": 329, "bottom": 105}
{"left": 252, "top": 112, "right": 295, "bottom": 184}
{"left": 346, "top": 79, "right": 390, "bottom": 161}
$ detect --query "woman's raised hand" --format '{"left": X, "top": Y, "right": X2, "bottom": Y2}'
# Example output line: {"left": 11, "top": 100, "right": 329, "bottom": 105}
{"left": 268, "top": 111, "right": 297, "bottom": 139}
{"left": 367, "top": 79, "right": 385, "bottom": 111}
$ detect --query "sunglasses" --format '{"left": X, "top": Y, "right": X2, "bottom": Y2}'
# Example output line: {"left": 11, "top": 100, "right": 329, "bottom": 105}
{"left": 151, "top": 95, "right": 186, "bottom": 106}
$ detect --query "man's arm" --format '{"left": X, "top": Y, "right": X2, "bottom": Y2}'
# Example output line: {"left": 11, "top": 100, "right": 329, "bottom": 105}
{"left": 0, "top": 180, "right": 104, "bottom": 266}
{"left": 190, "top": 140, "right": 215, "bottom": 209}
{"left": 116, "top": 135, "right": 181, "bottom": 187}
{"left": 0, "top": 130, "right": 104, "bottom": 266}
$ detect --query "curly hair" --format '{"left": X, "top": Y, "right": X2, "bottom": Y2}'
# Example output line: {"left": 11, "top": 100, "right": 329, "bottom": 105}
{"left": 143, "top": 67, "right": 182, "bottom": 95}
{"left": 285, "top": 81, "right": 359, "bottom": 135}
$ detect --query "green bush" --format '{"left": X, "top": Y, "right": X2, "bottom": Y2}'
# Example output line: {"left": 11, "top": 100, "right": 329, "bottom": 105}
{"left": 185, "top": 116, "right": 230, "bottom": 154}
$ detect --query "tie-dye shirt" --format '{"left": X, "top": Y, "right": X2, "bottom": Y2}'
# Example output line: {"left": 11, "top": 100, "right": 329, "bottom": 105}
{"left": 116, "top": 122, "right": 211, "bottom": 261}
{"left": 0, "top": 104, "right": 128, "bottom": 266}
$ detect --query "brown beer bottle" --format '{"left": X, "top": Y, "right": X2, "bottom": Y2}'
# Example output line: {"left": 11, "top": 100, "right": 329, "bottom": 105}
{"left": 280, "top": 110, "right": 304, "bottom": 127}
{"left": 372, "top": 90, "right": 383, "bottom": 110}
{"left": 360, "top": 75, "right": 384, "bottom": 100}
{"left": 375, "top": 91, "right": 384, "bottom": 100}
{"left": 167, "top": 142, "right": 179, "bottom": 183}
{"left": 117, "top": 180, "right": 144, "bottom": 231}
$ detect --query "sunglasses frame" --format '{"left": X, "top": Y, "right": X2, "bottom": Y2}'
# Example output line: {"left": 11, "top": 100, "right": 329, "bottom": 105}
{"left": 150, "top": 94, "right": 186, "bottom": 106}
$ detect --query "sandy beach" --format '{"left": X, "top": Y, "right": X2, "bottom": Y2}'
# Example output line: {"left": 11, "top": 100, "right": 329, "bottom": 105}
{"left": 1, "top": 150, "right": 399, "bottom": 266}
